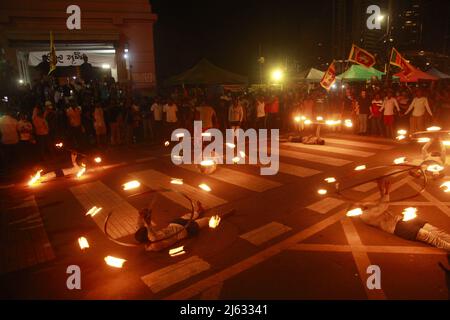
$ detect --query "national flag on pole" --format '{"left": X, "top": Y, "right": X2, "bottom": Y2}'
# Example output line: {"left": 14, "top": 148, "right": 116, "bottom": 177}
{"left": 320, "top": 61, "right": 336, "bottom": 91}
{"left": 48, "top": 31, "right": 57, "bottom": 75}
{"left": 348, "top": 44, "right": 376, "bottom": 68}
{"left": 390, "top": 47, "right": 413, "bottom": 77}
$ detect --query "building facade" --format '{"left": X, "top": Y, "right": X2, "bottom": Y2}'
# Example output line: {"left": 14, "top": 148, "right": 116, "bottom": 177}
{"left": 0, "top": 0, "right": 157, "bottom": 92}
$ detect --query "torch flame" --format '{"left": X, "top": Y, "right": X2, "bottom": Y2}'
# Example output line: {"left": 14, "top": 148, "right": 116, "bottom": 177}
{"left": 440, "top": 181, "right": 450, "bottom": 192}
{"left": 122, "top": 180, "right": 141, "bottom": 190}
{"left": 28, "top": 169, "right": 43, "bottom": 186}
{"left": 94, "top": 157, "right": 102, "bottom": 163}
{"left": 346, "top": 207, "right": 363, "bottom": 217}
{"left": 294, "top": 116, "right": 301, "bottom": 123}
{"left": 317, "top": 189, "right": 327, "bottom": 195}
{"left": 397, "top": 129, "right": 407, "bottom": 135}
{"left": 427, "top": 126, "right": 441, "bottom": 132}
{"left": 55, "top": 142, "right": 63, "bottom": 148}
{"left": 169, "top": 246, "right": 186, "bottom": 257}
{"left": 170, "top": 178, "right": 183, "bottom": 185}
{"left": 86, "top": 206, "right": 102, "bottom": 217}
{"left": 76, "top": 165, "right": 86, "bottom": 179}
{"left": 394, "top": 157, "right": 407, "bottom": 164}
{"left": 316, "top": 116, "right": 324, "bottom": 121}
{"left": 396, "top": 135, "right": 406, "bottom": 141}
{"left": 232, "top": 156, "right": 240, "bottom": 164}
{"left": 164, "top": 141, "right": 170, "bottom": 147}
{"left": 200, "top": 159, "right": 215, "bottom": 167}
{"left": 104, "top": 256, "right": 126, "bottom": 268}
{"left": 304, "top": 119, "right": 312, "bottom": 125}
{"left": 354, "top": 165, "right": 366, "bottom": 171}
{"left": 78, "top": 237, "right": 90, "bottom": 250}
{"left": 402, "top": 207, "right": 417, "bottom": 221}
{"left": 324, "top": 177, "right": 336, "bottom": 183}
{"left": 426, "top": 164, "right": 444, "bottom": 173}
{"left": 208, "top": 215, "right": 221, "bottom": 229}
{"left": 226, "top": 142, "right": 236, "bottom": 148}
{"left": 199, "top": 183, "right": 212, "bottom": 192}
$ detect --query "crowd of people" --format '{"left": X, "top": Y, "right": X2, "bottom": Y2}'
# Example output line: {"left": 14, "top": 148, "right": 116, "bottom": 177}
{"left": 1, "top": 69, "right": 450, "bottom": 177}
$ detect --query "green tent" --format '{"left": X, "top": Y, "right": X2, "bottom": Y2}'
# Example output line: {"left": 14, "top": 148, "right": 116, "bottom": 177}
{"left": 336, "top": 65, "right": 386, "bottom": 81}
{"left": 165, "top": 59, "right": 248, "bottom": 86}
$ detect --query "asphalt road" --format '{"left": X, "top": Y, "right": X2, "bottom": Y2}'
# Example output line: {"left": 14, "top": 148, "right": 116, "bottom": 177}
{"left": 1, "top": 133, "right": 449, "bottom": 299}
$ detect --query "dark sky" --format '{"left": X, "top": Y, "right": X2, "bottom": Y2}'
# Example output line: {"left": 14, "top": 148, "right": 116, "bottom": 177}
{"left": 150, "top": 0, "right": 450, "bottom": 82}
{"left": 151, "top": 0, "right": 333, "bottom": 82}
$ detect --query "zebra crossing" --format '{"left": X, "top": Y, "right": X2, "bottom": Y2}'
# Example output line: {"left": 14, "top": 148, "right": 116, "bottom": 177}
{"left": 55, "top": 137, "right": 398, "bottom": 293}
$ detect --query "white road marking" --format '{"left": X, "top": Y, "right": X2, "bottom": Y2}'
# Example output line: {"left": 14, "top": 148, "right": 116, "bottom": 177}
{"left": 324, "top": 138, "right": 393, "bottom": 150}
{"left": 352, "top": 182, "right": 378, "bottom": 192}
{"left": 278, "top": 149, "right": 352, "bottom": 166}
{"left": 141, "top": 256, "right": 210, "bottom": 293}
{"left": 131, "top": 169, "right": 227, "bottom": 209}
{"left": 240, "top": 222, "right": 292, "bottom": 246}
{"left": 277, "top": 163, "right": 322, "bottom": 178}
{"left": 408, "top": 181, "right": 450, "bottom": 217}
{"left": 180, "top": 165, "right": 281, "bottom": 192}
{"left": 70, "top": 181, "right": 139, "bottom": 239}
{"left": 282, "top": 142, "right": 374, "bottom": 157}
{"left": 306, "top": 197, "right": 345, "bottom": 214}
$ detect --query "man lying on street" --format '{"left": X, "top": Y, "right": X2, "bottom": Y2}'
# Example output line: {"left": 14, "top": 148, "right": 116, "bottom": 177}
{"left": 351, "top": 178, "right": 450, "bottom": 251}
{"left": 40, "top": 152, "right": 86, "bottom": 181}
{"left": 134, "top": 201, "right": 210, "bottom": 251}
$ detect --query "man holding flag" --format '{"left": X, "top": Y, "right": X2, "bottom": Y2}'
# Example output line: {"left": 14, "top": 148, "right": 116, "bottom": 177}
{"left": 48, "top": 31, "right": 57, "bottom": 75}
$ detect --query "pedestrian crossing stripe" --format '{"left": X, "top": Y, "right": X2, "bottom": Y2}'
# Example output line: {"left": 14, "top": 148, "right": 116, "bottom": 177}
{"left": 70, "top": 181, "right": 139, "bottom": 239}
{"left": 179, "top": 165, "right": 281, "bottom": 192}
{"left": 141, "top": 256, "right": 210, "bottom": 293}
{"left": 277, "top": 163, "right": 322, "bottom": 178}
{"left": 240, "top": 222, "right": 292, "bottom": 245}
{"left": 306, "top": 197, "right": 346, "bottom": 214}
{"left": 282, "top": 142, "right": 375, "bottom": 158}
{"left": 324, "top": 138, "right": 394, "bottom": 150}
{"left": 277, "top": 149, "right": 352, "bottom": 166}
{"left": 130, "top": 169, "right": 227, "bottom": 209}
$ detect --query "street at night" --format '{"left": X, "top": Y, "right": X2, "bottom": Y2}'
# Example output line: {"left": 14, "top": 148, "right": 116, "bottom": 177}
{"left": 0, "top": 0, "right": 450, "bottom": 312}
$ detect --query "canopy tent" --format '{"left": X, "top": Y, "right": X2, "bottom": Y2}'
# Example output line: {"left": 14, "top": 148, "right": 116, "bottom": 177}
{"left": 165, "top": 59, "right": 247, "bottom": 86}
{"left": 426, "top": 67, "right": 450, "bottom": 79}
{"left": 394, "top": 65, "right": 439, "bottom": 82}
{"left": 289, "top": 67, "right": 325, "bottom": 82}
{"left": 336, "top": 65, "right": 386, "bottom": 81}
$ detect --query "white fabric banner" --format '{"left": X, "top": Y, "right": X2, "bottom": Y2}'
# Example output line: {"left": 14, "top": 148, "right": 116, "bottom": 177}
{"left": 28, "top": 50, "right": 116, "bottom": 68}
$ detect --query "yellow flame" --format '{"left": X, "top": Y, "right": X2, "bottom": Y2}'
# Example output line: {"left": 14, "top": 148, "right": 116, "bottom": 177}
{"left": 427, "top": 126, "right": 441, "bottom": 132}
{"left": 396, "top": 135, "right": 406, "bottom": 141}
{"left": 440, "top": 181, "right": 450, "bottom": 192}
{"left": 354, "top": 165, "right": 366, "bottom": 171}
{"left": 169, "top": 246, "right": 186, "bottom": 257}
{"left": 76, "top": 166, "right": 86, "bottom": 179}
{"left": 402, "top": 207, "right": 417, "bottom": 221}
{"left": 418, "top": 137, "right": 431, "bottom": 143}
{"left": 78, "top": 237, "right": 90, "bottom": 250}
{"left": 426, "top": 164, "right": 444, "bottom": 173}
{"left": 316, "top": 116, "right": 324, "bottom": 121}
{"left": 164, "top": 141, "right": 170, "bottom": 147}
{"left": 200, "top": 159, "right": 215, "bottom": 167}
{"left": 397, "top": 129, "right": 407, "bottom": 135}
{"left": 104, "top": 256, "right": 126, "bottom": 268}
{"left": 94, "top": 157, "right": 102, "bottom": 163}
{"left": 226, "top": 142, "right": 236, "bottom": 148}
{"left": 294, "top": 116, "right": 301, "bottom": 122}
{"left": 347, "top": 207, "right": 363, "bottom": 217}
{"left": 304, "top": 119, "right": 312, "bottom": 125}
{"left": 28, "top": 169, "right": 43, "bottom": 186}
{"left": 122, "top": 180, "right": 141, "bottom": 190}
{"left": 443, "top": 141, "right": 450, "bottom": 147}
{"left": 324, "top": 177, "right": 336, "bottom": 183}
{"left": 239, "top": 151, "right": 246, "bottom": 158}
{"left": 55, "top": 142, "right": 63, "bottom": 148}
{"left": 393, "top": 157, "right": 406, "bottom": 164}
{"left": 317, "top": 189, "right": 327, "bottom": 195}
{"left": 209, "top": 215, "right": 221, "bottom": 229}
{"left": 199, "top": 183, "right": 212, "bottom": 192}
{"left": 232, "top": 156, "right": 240, "bottom": 163}
{"left": 170, "top": 178, "right": 183, "bottom": 185}
{"left": 301, "top": 116, "right": 306, "bottom": 120}
{"left": 86, "top": 206, "right": 102, "bottom": 217}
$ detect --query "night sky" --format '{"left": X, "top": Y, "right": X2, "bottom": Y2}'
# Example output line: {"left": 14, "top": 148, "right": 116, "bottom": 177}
{"left": 151, "top": 0, "right": 450, "bottom": 82}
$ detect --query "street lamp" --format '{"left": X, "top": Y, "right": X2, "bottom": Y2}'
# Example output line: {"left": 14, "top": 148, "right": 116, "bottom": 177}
{"left": 271, "top": 69, "right": 283, "bottom": 83}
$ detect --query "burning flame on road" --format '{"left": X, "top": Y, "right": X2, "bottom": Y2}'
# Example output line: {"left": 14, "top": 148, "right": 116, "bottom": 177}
{"left": 418, "top": 137, "right": 431, "bottom": 143}
{"left": 427, "top": 126, "right": 441, "bottom": 132}
{"left": 393, "top": 157, "right": 407, "bottom": 164}
{"left": 317, "top": 189, "right": 327, "bottom": 195}
{"left": 94, "top": 157, "right": 102, "bottom": 163}
{"left": 164, "top": 141, "right": 170, "bottom": 147}
{"left": 426, "top": 164, "right": 444, "bottom": 173}
{"left": 396, "top": 135, "right": 406, "bottom": 141}
{"left": 397, "top": 129, "right": 407, "bottom": 135}
{"left": 104, "top": 256, "right": 126, "bottom": 268}
{"left": 170, "top": 178, "right": 183, "bottom": 185}
{"left": 402, "top": 207, "right": 417, "bottom": 222}
{"left": 346, "top": 207, "right": 363, "bottom": 217}
{"left": 440, "top": 181, "right": 450, "bottom": 192}
{"left": 209, "top": 215, "right": 221, "bottom": 229}
{"left": 122, "top": 180, "right": 141, "bottom": 190}
{"left": 85, "top": 206, "right": 102, "bottom": 217}
{"left": 78, "top": 237, "right": 90, "bottom": 250}
{"left": 232, "top": 156, "right": 240, "bottom": 164}
{"left": 76, "top": 165, "right": 86, "bottom": 179}
{"left": 28, "top": 169, "right": 43, "bottom": 186}
{"left": 169, "top": 246, "right": 186, "bottom": 257}
{"left": 324, "top": 177, "right": 336, "bottom": 183}
{"left": 55, "top": 142, "right": 63, "bottom": 148}
{"left": 354, "top": 165, "right": 366, "bottom": 171}
{"left": 199, "top": 183, "right": 212, "bottom": 192}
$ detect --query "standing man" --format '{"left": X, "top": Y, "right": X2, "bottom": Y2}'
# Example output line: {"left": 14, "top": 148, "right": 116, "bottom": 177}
{"left": 404, "top": 89, "right": 433, "bottom": 134}
{"left": 163, "top": 99, "right": 178, "bottom": 139}
{"left": 151, "top": 97, "right": 163, "bottom": 141}
{"left": 357, "top": 89, "right": 371, "bottom": 135}
{"left": 66, "top": 100, "right": 83, "bottom": 148}
{"left": 255, "top": 95, "right": 266, "bottom": 129}
{"left": 380, "top": 90, "right": 400, "bottom": 139}
{"left": 196, "top": 98, "right": 217, "bottom": 131}
{"left": 0, "top": 110, "right": 19, "bottom": 175}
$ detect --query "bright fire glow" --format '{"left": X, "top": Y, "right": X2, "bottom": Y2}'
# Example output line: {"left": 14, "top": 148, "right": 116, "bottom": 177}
{"left": 440, "top": 181, "right": 450, "bottom": 192}
{"left": 324, "top": 177, "right": 336, "bottom": 183}
{"left": 344, "top": 119, "right": 353, "bottom": 128}
{"left": 200, "top": 159, "right": 215, "bottom": 167}
{"left": 402, "top": 207, "right": 417, "bottom": 221}
{"left": 354, "top": 165, "right": 366, "bottom": 171}
{"left": 85, "top": 206, "right": 102, "bottom": 217}
{"left": 396, "top": 135, "right": 406, "bottom": 141}
{"left": 28, "top": 169, "right": 43, "bottom": 186}
{"left": 426, "top": 164, "right": 444, "bottom": 173}
{"left": 418, "top": 137, "right": 431, "bottom": 143}
{"left": 316, "top": 116, "right": 324, "bottom": 121}
{"left": 294, "top": 116, "right": 301, "bottom": 122}
{"left": 104, "top": 256, "right": 126, "bottom": 268}
{"left": 94, "top": 157, "right": 102, "bottom": 163}
{"left": 304, "top": 119, "right": 312, "bottom": 125}
{"left": 325, "top": 120, "right": 338, "bottom": 126}
{"left": 55, "top": 142, "right": 63, "bottom": 148}
{"left": 169, "top": 246, "right": 186, "bottom": 257}
{"left": 122, "top": 180, "right": 141, "bottom": 190}
{"left": 443, "top": 141, "right": 450, "bottom": 147}
{"left": 76, "top": 166, "right": 86, "bottom": 179}
{"left": 239, "top": 151, "right": 246, "bottom": 158}
{"left": 394, "top": 157, "right": 406, "bottom": 164}
{"left": 199, "top": 183, "right": 212, "bottom": 192}
{"left": 397, "top": 129, "right": 407, "bottom": 135}
{"left": 232, "top": 156, "right": 240, "bottom": 163}
{"left": 209, "top": 215, "right": 221, "bottom": 229}
{"left": 170, "top": 178, "right": 183, "bottom": 185}
{"left": 427, "top": 126, "right": 441, "bottom": 132}
{"left": 346, "top": 207, "right": 363, "bottom": 217}
{"left": 78, "top": 237, "right": 90, "bottom": 250}
{"left": 164, "top": 141, "right": 170, "bottom": 147}
{"left": 317, "top": 189, "right": 327, "bottom": 195}
{"left": 226, "top": 142, "right": 236, "bottom": 148}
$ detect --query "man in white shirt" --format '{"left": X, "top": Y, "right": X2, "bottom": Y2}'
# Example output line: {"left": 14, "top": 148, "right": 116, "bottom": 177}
{"left": 379, "top": 91, "right": 400, "bottom": 138}
{"left": 255, "top": 96, "right": 266, "bottom": 129}
{"left": 0, "top": 110, "right": 19, "bottom": 174}
{"left": 404, "top": 89, "right": 433, "bottom": 133}
{"left": 150, "top": 98, "right": 163, "bottom": 141}
{"left": 163, "top": 99, "right": 178, "bottom": 139}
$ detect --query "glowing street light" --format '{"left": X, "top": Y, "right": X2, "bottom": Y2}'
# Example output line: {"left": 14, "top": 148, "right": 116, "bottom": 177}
{"left": 377, "top": 15, "right": 385, "bottom": 22}
{"left": 271, "top": 69, "right": 283, "bottom": 82}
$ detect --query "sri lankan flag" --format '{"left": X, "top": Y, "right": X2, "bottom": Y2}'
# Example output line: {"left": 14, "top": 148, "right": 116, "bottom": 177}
{"left": 320, "top": 61, "right": 336, "bottom": 91}
{"left": 390, "top": 47, "right": 413, "bottom": 77}
{"left": 48, "top": 31, "right": 57, "bottom": 75}
{"left": 348, "top": 44, "right": 376, "bottom": 68}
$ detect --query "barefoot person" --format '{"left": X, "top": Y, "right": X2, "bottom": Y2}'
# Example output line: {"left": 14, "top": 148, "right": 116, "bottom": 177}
{"left": 350, "top": 178, "right": 450, "bottom": 251}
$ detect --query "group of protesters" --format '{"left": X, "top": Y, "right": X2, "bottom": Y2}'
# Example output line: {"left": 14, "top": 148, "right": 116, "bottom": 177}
{"left": 1, "top": 67, "right": 450, "bottom": 177}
